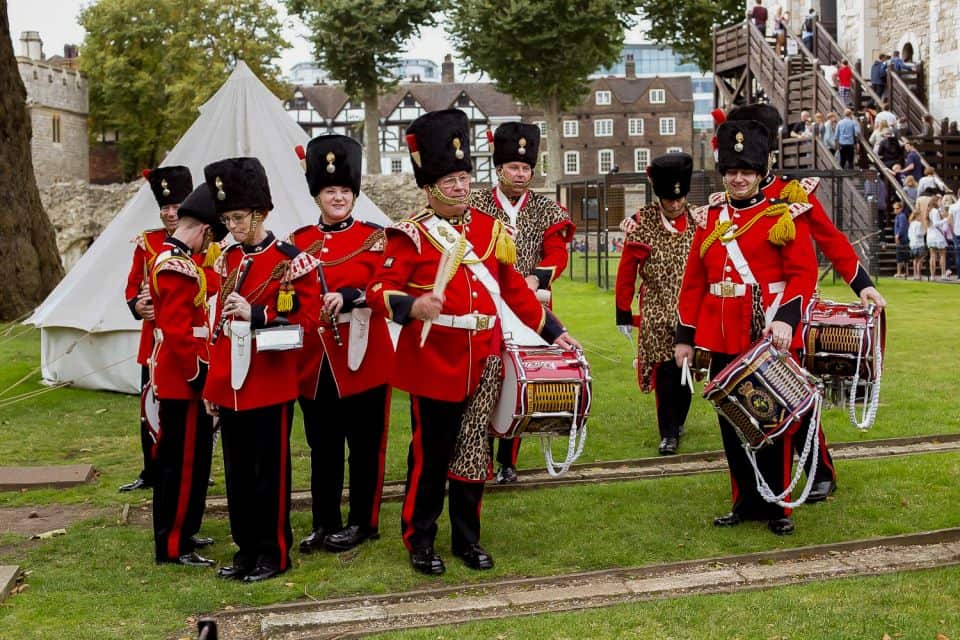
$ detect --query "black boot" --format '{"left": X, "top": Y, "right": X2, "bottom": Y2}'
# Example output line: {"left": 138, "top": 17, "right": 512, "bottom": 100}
{"left": 323, "top": 525, "right": 379, "bottom": 552}
{"left": 410, "top": 546, "right": 445, "bottom": 575}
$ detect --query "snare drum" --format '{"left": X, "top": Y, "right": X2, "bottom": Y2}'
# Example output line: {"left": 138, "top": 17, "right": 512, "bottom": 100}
{"left": 802, "top": 298, "right": 884, "bottom": 381}
{"left": 490, "top": 345, "right": 592, "bottom": 439}
{"left": 704, "top": 340, "right": 820, "bottom": 450}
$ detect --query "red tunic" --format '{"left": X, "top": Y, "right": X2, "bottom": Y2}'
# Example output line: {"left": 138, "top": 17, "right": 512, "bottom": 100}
{"left": 762, "top": 175, "right": 875, "bottom": 294}
{"left": 125, "top": 228, "right": 169, "bottom": 366}
{"left": 366, "top": 207, "right": 561, "bottom": 403}
{"left": 203, "top": 232, "right": 321, "bottom": 411}
{"left": 289, "top": 218, "right": 393, "bottom": 398}
{"left": 676, "top": 193, "right": 819, "bottom": 355}
{"left": 148, "top": 240, "right": 209, "bottom": 400}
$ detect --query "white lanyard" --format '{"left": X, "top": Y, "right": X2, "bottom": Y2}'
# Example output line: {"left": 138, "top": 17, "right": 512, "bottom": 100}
{"left": 493, "top": 185, "right": 528, "bottom": 228}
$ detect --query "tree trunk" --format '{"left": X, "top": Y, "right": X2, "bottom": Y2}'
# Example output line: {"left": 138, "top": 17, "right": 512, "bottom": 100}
{"left": 0, "top": 5, "right": 64, "bottom": 320}
{"left": 363, "top": 87, "right": 381, "bottom": 175}
{"left": 545, "top": 93, "right": 563, "bottom": 189}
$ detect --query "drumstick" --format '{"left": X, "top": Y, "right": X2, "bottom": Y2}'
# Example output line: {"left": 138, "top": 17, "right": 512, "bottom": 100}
{"left": 681, "top": 356, "right": 695, "bottom": 393}
{"left": 419, "top": 233, "right": 464, "bottom": 347}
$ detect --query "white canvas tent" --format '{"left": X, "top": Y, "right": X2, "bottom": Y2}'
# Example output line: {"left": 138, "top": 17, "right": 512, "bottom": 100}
{"left": 27, "top": 62, "right": 390, "bottom": 394}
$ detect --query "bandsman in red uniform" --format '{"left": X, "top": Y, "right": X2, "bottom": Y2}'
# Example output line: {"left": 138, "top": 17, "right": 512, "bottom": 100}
{"left": 366, "top": 109, "right": 578, "bottom": 575}
{"left": 120, "top": 166, "right": 192, "bottom": 492}
{"left": 469, "top": 122, "right": 575, "bottom": 483}
{"left": 726, "top": 104, "right": 887, "bottom": 503}
{"left": 289, "top": 135, "right": 394, "bottom": 554}
{"left": 674, "top": 121, "right": 819, "bottom": 535}
{"left": 615, "top": 153, "right": 696, "bottom": 456}
{"left": 148, "top": 184, "right": 227, "bottom": 567}
{"left": 201, "top": 158, "right": 321, "bottom": 582}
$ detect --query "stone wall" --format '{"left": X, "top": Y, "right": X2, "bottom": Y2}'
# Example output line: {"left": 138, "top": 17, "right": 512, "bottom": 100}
{"left": 360, "top": 173, "right": 425, "bottom": 221}
{"left": 40, "top": 181, "right": 140, "bottom": 272}
{"left": 29, "top": 107, "right": 89, "bottom": 185}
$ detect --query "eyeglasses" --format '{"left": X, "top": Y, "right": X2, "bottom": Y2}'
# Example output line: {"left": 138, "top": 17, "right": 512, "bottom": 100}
{"left": 220, "top": 211, "right": 253, "bottom": 225}
{"left": 436, "top": 174, "right": 471, "bottom": 190}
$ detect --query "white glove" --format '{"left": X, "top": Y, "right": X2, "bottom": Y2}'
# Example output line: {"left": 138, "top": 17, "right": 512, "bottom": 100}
{"left": 617, "top": 325, "right": 633, "bottom": 340}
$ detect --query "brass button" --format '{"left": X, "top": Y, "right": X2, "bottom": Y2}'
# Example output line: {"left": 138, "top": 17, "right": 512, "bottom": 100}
{"left": 325, "top": 233, "right": 333, "bottom": 240}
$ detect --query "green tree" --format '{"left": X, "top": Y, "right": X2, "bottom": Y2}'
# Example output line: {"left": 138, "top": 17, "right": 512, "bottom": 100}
{"left": 447, "top": 0, "right": 633, "bottom": 186}
{"left": 637, "top": 0, "right": 743, "bottom": 71}
{"left": 79, "top": 0, "right": 289, "bottom": 177}
{"left": 285, "top": 0, "right": 442, "bottom": 175}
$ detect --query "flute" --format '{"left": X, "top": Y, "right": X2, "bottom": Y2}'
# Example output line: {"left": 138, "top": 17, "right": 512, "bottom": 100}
{"left": 212, "top": 256, "right": 253, "bottom": 343}
{"left": 316, "top": 261, "right": 343, "bottom": 347}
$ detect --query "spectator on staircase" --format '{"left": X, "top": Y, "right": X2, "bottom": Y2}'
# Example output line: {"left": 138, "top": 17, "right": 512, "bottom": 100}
{"left": 836, "top": 108, "right": 861, "bottom": 169}
{"left": 869, "top": 54, "right": 889, "bottom": 104}
{"left": 948, "top": 121, "right": 959, "bottom": 136}
{"left": 877, "top": 129, "right": 905, "bottom": 170}
{"left": 772, "top": 7, "right": 789, "bottom": 56}
{"left": 948, "top": 194, "right": 960, "bottom": 278}
{"left": 919, "top": 114, "right": 937, "bottom": 138}
{"left": 924, "top": 192, "right": 950, "bottom": 279}
{"left": 869, "top": 119, "right": 891, "bottom": 148}
{"left": 822, "top": 111, "right": 839, "bottom": 152}
{"left": 893, "top": 199, "right": 909, "bottom": 278}
{"left": 900, "top": 141, "right": 925, "bottom": 182}
{"left": 874, "top": 103, "right": 898, "bottom": 130}
{"left": 833, "top": 60, "right": 854, "bottom": 108}
{"left": 748, "top": 0, "right": 769, "bottom": 35}
{"left": 789, "top": 111, "right": 813, "bottom": 138}
{"left": 801, "top": 9, "right": 816, "bottom": 51}
{"left": 889, "top": 51, "right": 911, "bottom": 73}
{"left": 902, "top": 174, "right": 919, "bottom": 202}
{"left": 917, "top": 167, "right": 947, "bottom": 196}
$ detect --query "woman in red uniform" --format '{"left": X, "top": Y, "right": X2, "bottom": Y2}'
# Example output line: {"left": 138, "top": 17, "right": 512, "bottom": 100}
{"left": 290, "top": 135, "right": 394, "bottom": 553}
{"left": 674, "top": 121, "right": 818, "bottom": 535}
{"left": 202, "top": 157, "right": 321, "bottom": 582}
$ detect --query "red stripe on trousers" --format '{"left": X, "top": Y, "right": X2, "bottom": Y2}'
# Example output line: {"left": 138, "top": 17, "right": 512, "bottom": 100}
{"left": 277, "top": 403, "right": 290, "bottom": 570}
{"left": 401, "top": 397, "right": 424, "bottom": 551}
{"left": 369, "top": 388, "right": 392, "bottom": 529}
{"left": 167, "top": 399, "right": 198, "bottom": 559}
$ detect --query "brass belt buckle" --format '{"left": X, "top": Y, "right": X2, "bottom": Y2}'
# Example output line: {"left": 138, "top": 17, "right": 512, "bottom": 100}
{"left": 720, "top": 281, "right": 736, "bottom": 297}
{"left": 475, "top": 314, "right": 490, "bottom": 330}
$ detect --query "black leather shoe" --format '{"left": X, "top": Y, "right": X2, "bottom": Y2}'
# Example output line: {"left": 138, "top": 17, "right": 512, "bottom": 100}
{"left": 190, "top": 535, "right": 214, "bottom": 548}
{"left": 496, "top": 466, "right": 518, "bottom": 484}
{"left": 453, "top": 544, "right": 494, "bottom": 570}
{"left": 161, "top": 552, "right": 215, "bottom": 567}
{"left": 768, "top": 517, "right": 795, "bottom": 535}
{"left": 713, "top": 512, "right": 742, "bottom": 527}
{"left": 216, "top": 565, "right": 249, "bottom": 580}
{"left": 118, "top": 477, "right": 150, "bottom": 492}
{"left": 410, "top": 546, "right": 445, "bottom": 575}
{"left": 323, "top": 525, "right": 379, "bottom": 552}
{"left": 805, "top": 480, "right": 836, "bottom": 503}
{"left": 242, "top": 564, "right": 286, "bottom": 583}
{"left": 299, "top": 529, "right": 327, "bottom": 554}
{"left": 658, "top": 437, "right": 679, "bottom": 455}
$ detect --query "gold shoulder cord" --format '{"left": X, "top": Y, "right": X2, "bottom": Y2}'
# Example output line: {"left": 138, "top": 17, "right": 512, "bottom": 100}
{"left": 151, "top": 256, "right": 208, "bottom": 309}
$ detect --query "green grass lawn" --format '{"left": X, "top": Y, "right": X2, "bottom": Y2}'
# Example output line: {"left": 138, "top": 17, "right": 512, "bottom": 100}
{"left": 0, "top": 277, "right": 957, "bottom": 638}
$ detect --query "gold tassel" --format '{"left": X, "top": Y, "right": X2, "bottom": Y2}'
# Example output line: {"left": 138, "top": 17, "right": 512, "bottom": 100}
{"left": 202, "top": 237, "right": 221, "bottom": 268}
{"left": 495, "top": 222, "right": 516, "bottom": 265}
{"left": 768, "top": 211, "right": 796, "bottom": 245}
{"left": 276, "top": 285, "right": 294, "bottom": 313}
{"left": 779, "top": 179, "right": 808, "bottom": 204}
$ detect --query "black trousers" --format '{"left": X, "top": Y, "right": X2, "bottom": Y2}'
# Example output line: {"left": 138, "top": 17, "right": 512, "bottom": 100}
{"left": 793, "top": 411, "right": 836, "bottom": 484}
{"left": 139, "top": 366, "right": 158, "bottom": 484}
{"left": 711, "top": 353, "right": 793, "bottom": 520}
{"left": 220, "top": 402, "right": 293, "bottom": 572}
{"left": 153, "top": 397, "right": 213, "bottom": 561}
{"left": 839, "top": 144, "right": 856, "bottom": 170}
{"left": 494, "top": 437, "right": 522, "bottom": 468}
{"left": 401, "top": 395, "right": 484, "bottom": 552}
{"left": 653, "top": 359, "right": 692, "bottom": 439}
{"left": 300, "top": 363, "right": 391, "bottom": 534}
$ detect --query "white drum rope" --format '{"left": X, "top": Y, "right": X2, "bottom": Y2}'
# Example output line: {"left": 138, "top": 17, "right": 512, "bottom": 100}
{"left": 541, "top": 387, "right": 588, "bottom": 477}
{"left": 749, "top": 395, "right": 822, "bottom": 508}
{"left": 847, "top": 310, "right": 882, "bottom": 431}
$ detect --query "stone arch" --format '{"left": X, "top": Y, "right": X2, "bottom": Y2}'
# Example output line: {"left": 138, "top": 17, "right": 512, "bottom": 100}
{"left": 898, "top": 33, "right": 920, "bottom": 63}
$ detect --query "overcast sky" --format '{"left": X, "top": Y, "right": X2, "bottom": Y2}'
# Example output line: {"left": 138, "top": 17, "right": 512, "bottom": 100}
{"left": 9, "top": 1, "right": 469, "bottom": 76}
{"left": 9, "top": 1, "right": 645, "bottom": 79}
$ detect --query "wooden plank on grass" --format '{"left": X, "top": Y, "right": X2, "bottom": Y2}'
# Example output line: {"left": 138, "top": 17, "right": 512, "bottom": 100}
{"left": 0, "top": 566, "right": 20, "bottom": 602}
{"left": 0, "top": 464, "right": 95, "bottom": 491}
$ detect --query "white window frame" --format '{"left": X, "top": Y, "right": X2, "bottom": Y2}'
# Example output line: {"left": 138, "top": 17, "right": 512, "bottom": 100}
{"left": 634, "top": 148, "right": 650, "bottom": 172}
{"left": 540, "top": 152, "right": 549, "bottom": 177}
{"left": 649, "top": 89, "right": 666, "bottom": 104}
{"left": 659, "top": 117, "right": 677, "bottom": 135}
{"left": 666, "top": 146, "right": 684, "bottom": 154}
{"left": 595, "top": 90, "right": 612, "bottom": 105}
{"left": 628, "top": 118, "right": 644, "bottom": 136}
{"left": 597, "top": 149, "right": 614, "bottom": 174}
{"left": 533, "top": 121, "right": 547, "bottom": 136}
{"left": 390, "top": 158, "right": 403, "bottom": 174}
{"left": 594, "top": 118, "right": 613, "bottom": 137}
{"left": 564, "top": 150, "right": 580, "bottom": 175}
{"left": 562, "top": 119, "right": 579, "bottom": 137}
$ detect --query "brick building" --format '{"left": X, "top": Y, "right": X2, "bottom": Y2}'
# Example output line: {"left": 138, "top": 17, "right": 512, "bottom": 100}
{"left": 16, "top": 31, "right": 89, "bottom": 187}
{"left": 284, "top": 56, "right": 694, "bottom": 188}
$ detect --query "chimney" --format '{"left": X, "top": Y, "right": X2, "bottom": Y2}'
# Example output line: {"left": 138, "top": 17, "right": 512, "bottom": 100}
{"left": 441, "top": 54, "right": 455, "bottom": 83}
{"left": 64, "top": 44, "right": 79, "bottom": 60}
{"left": 625, "top": 54, "right": 636, "bottom": 79}
{"left": 20, "top": 31, "right": 44, "bottom": 60}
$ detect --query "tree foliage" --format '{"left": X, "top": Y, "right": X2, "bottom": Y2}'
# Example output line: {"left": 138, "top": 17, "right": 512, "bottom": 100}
{"left": 636, "top": 0, "right": 743, "bottom": 71}
{"left": 446, "top": 0, "right": 633, "bottom": 185}
{"left": 79, "top": 0, "right": 289, "bottom": 177}
{"left": 285, "top": 0, "right": 442, "bottom": 174}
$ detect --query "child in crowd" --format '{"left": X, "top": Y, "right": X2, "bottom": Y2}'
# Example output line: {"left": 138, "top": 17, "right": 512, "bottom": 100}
{"left": 908, "top": 204, "right": 927, "bottom": 280}
{"left": 893, "top": 199, "right": 909, "bottom": 278}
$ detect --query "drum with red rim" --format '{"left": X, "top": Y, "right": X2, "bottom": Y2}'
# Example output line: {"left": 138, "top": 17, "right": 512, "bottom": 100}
{"left": 490, "top": 345, "right": 592, "bottom": 439}
{"left": 801, "top": 297, "right": 885, "bottom": 381}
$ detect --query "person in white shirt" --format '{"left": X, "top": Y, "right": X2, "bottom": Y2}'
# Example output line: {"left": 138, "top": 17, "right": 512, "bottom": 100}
{"left": 947, "top": 195, "right": 960, "bottom": 278}
{"left": 924, "top": 194, "right": 949, "bottom": 278}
